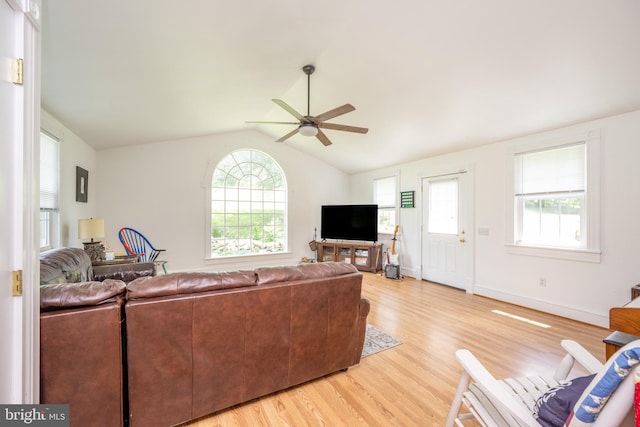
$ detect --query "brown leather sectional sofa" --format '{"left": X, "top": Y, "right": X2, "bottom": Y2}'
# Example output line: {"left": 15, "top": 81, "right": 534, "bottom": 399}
{"left": 40, "top": 258, "right": 369, "bottom": 427}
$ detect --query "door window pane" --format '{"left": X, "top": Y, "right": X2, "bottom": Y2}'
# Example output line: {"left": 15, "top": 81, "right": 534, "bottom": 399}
{"left": 428, "top": 178, "right": 458, "bottom": 235}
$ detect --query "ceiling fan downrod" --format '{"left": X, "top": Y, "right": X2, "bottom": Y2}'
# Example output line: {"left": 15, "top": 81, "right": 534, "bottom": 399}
{"left": 302, "top": 64, "right": 315, "bottom": 118}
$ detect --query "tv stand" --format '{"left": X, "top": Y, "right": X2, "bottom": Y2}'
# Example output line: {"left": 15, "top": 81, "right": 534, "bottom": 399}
{"left": 317, "top": 241, "right": 383, "bottom": 273}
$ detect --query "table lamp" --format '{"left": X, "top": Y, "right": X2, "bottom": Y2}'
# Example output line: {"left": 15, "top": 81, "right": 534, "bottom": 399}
{"left": 78, "top": 218, "right": 105, "bottom": 262}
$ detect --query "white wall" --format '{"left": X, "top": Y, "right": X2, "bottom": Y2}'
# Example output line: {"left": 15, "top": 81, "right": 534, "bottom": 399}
{"left": 97, "top": 129, "right": 350, "bottom": 272}
{"left": 41, "top": 110, "right": 98, "bottom": 248}
{"left": 350, "top": 109, "right": 640, "bottom": 327}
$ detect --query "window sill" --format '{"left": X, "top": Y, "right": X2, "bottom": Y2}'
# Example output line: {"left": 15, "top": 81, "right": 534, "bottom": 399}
{"left": 377, "top": 232, "right": 395, "bottom": 237}
{"left": 504, "top": 243, "right": 601, "bottom": 263}
{"left": 206, "top": 251, "right": 293, "bottom": 262}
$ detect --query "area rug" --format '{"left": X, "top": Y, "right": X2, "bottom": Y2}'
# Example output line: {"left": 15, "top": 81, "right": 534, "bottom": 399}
{"left": 361, "top": 324, "right": 402, "bottom": 358}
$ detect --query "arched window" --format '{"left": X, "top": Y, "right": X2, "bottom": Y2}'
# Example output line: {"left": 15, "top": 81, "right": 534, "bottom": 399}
{"left": 210, "top": 149, "right": 287, "bottom": 257}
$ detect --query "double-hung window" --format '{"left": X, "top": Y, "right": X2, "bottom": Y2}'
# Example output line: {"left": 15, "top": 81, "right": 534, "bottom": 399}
{"left": 374, "top": 176, "right": 397, "bottom": 234}
{"left": 40, "top": 131, "right": 60, "bottom": 251}
{"left": 508, "top": 130, "right": 601, "bottom": 262}
{"left": 515, "top": 143, "right": 586, "bottom": 248}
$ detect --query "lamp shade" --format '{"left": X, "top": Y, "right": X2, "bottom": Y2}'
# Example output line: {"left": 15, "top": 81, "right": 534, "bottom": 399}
{"left": 299, "top": 124, "right": 318, "bottom": 137}
{"left": 78, "top": 218, "right": 105, "bottom": 241}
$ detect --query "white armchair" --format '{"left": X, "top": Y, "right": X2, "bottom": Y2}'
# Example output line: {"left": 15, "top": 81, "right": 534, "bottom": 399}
{"left": 446, "top": 339, "right": 639, "bottom": 426}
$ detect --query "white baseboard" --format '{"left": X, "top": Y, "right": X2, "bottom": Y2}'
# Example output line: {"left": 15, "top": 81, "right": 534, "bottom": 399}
{"left": 400, "top": 266, "right": 421, "bottom": 279}
{"left": 472, "top": 285, "right": 609, "bottom": 328}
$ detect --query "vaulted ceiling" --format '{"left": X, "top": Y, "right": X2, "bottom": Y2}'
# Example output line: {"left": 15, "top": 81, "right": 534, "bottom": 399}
{"left": 41, "top": 1, "right": 640, "bottom": 174}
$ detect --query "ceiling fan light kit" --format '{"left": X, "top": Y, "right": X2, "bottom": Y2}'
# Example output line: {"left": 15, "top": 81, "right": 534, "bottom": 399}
{"left": 298, "top": 124, "right": 318, "bottom": 137}
{"left": 247, "top": 64, "right": 368, "bottom": 146}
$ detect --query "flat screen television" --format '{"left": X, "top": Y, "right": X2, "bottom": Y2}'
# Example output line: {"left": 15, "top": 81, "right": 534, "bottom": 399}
{"left": 321, "top": 204, "right": 378, "bottom": 242}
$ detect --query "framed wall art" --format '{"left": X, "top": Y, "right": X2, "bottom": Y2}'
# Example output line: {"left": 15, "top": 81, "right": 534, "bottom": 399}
{"left": 76, "top": 166, "right": 88, "bottom": 203}
{"left": 400, "top": 191, "right": 414, "bottom": 208}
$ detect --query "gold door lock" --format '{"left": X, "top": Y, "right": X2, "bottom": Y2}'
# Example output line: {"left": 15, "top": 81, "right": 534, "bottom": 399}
{"left": 459, "top": 230, "right": 466, "bottom": 243}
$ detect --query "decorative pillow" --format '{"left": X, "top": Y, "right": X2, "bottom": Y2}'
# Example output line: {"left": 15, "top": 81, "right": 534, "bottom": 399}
{"left": 39, "top": 262, "right": 66, "bottom": 285}
{"left": 534, "top": 374, "right": 596, "bottom": 427}
{"left": 40, "top": 247, "right": 92, "bottom": 282}
{"left": 565, "top": 347, "right": 640, "bottom": 426}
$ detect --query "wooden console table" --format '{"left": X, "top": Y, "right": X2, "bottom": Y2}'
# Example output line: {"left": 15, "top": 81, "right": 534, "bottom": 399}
{"left": 604, "top": 285, "right": 640, "bottom": 358}
{"left": 316, "top": 242, "right": 383, "bottom": 273}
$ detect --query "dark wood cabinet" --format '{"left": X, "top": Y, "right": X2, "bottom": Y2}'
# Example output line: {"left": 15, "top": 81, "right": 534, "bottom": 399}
{"left": 317, "top": 242, "right": 383, "bottom": 273}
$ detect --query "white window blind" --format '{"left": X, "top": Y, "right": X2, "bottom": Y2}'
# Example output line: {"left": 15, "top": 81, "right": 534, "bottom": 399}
{"left": 374, "top": 177, "right": 396, "bottom": 208}
{"left": 40, "top": 132, "right": 59, "bottom": 210}
{"left": 374, "top": 176, "right": 397, "bottom": 234}
{"left": 515, "top": 143, "right": 585, "bottom": 196}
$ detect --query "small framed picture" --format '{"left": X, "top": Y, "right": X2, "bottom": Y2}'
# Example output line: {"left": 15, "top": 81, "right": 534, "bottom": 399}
{"left": 76, "top": 166, "right": 88, "bottom": 203}
{"left": 400, "top": 191, "right": 414, "bottom": 208}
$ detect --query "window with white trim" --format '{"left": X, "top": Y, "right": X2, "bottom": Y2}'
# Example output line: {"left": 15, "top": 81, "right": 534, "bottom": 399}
{"left": 374, "top": 176, "right": 397, "bottom": 234}
{"left": 210, "top": 149, "right": 287, "bottom": 257}
{"left": 40, "top": 131, "right": 60, "bottom": 251}
{"left": 508, "top": 130, "right": 601, "bottom": 262}
{"left": 515, "top": 143, "right": 585, "bottom": 248}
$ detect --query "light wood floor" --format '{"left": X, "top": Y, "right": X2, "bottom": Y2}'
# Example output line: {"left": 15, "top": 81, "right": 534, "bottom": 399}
{"left": 184, "top": 273, "right": 608, "bottom": 426}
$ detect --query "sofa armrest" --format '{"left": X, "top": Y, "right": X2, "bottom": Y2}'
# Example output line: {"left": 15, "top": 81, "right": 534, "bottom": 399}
{"left": 359, "top": 297, "right": 371, "bottom": 317}
{"left": 349, "top": 297, "right": 371, "bottom": 367}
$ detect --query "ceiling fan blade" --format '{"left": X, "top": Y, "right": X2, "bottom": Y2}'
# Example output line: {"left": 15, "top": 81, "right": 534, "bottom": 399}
{"left": 315, "top": 129, "right": 333, "bottom": 146}
{"left": 314, "top": 104, "right": 355, "bottom": 123}
{"left": 318, "top": 123, "right": 369, "bottom": 134}
{"left": 245, "top": 121, "right": 299, "bottom": 125}
{"left": 272, "top": 99, "right": 304, "bottom": 121}
{"left": 276, "top": 128, "right": 300, "bottom": 143}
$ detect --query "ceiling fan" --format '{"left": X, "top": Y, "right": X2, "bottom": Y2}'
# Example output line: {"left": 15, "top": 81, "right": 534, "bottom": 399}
{"left": 247, "top": 64, "right": 368, "bottom": 146}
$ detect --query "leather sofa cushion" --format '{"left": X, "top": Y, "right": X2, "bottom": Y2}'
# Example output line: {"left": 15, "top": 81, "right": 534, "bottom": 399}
{"left": 255, "top": 261, "right": 359, "bottom": 285}
{"left": 126, "top": 271, "right": 257, "bottom": 300}
{"left": 40, "top": 279, "right": 126, "bottom": 311}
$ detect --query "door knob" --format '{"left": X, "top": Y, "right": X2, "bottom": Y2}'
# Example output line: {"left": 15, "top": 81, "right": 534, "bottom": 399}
{"left": 459, "top": 238, "right": 466, "bottom": 243}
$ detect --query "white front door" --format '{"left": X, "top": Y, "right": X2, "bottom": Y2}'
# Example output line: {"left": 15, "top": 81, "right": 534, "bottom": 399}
{"left": 0, "top": 0, "right": 40, "bottom": 403}
{"left": 421, "top": 172, "right": 472, "bottom": 290}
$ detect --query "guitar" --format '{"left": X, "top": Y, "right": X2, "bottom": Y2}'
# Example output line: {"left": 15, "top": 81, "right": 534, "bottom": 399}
{"left": 388, "top": 225, "right": 400, "bottom": 265}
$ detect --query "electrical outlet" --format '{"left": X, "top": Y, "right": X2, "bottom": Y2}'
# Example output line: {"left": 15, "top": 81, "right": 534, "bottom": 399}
{"left": 539, "top": 278, "right": 547, "bottom": 287}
